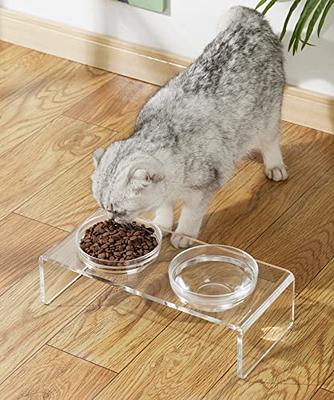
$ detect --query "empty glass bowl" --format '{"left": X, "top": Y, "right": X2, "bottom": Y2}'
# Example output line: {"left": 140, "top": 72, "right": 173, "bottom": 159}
{"left": 76, "top": 212, "right": 162, "bottom": 274}
{"left": 168, "top": 245, "right": 258, "bottom": 312}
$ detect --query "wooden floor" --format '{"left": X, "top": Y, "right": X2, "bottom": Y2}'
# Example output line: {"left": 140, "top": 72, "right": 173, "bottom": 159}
{"left": 0, "top": 40, "right": 334, "bottom": 400}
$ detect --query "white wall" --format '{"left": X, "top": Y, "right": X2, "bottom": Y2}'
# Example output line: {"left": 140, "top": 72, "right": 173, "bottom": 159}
{"left": 1, "top": 0, "right": 334, "bottom": 96}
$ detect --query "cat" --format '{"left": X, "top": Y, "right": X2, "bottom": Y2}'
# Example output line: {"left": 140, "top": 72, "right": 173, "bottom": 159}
{"left": 91, "top": 6, "right": 287, "bottom": 248}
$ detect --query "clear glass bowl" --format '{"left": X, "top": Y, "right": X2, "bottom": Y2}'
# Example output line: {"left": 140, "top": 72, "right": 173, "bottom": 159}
{"left": 75, "top": 211, "right": 162, "bottom": 274}
{"left": 168, "top": 245, "right": 258, "bottom": 312}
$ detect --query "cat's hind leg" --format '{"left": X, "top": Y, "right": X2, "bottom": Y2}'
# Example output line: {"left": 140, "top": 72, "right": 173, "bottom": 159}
{"left": 261, "top": 136, "right": 288, "bottom": 181}
{"left": 258, "top": 117, "right": 288, "bottom": 182}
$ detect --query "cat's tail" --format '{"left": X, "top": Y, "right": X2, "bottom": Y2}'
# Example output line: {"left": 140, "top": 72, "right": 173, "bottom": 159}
{"left": 217, "top": 6, "right": 263, "bottom": 33}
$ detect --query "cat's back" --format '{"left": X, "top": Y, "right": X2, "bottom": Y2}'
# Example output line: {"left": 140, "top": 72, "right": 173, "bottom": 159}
{"left": 134, "top": 6, "right": 284, "bottom": 140}
{"left": 175, "top": 6, "right": 284, "bottom": 95}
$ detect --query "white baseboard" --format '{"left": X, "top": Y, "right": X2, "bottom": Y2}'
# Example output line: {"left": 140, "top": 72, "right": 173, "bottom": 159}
{"left": 282, "top": 86, "right": 334, "bottom": 134}
{"left": 1, "top": 7, "right": 333, "bottom": 134}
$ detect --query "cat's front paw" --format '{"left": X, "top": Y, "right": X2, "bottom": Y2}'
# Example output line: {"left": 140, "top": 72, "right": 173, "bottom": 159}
{"left": 171, "top": 233, "right": 194, "bottom": 249}
{"left": 265, "top": 165, "right": 288, "bottom": 181}
{"left": 152, "top": 219, "right": 172, "bottom": 238}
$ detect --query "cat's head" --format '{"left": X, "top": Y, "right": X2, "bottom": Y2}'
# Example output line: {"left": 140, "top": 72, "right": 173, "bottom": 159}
{"left": 91, "top": 142, "right": 166, "bottom": 220}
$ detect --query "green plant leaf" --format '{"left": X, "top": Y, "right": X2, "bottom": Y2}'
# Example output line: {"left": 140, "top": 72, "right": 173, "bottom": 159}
{"left": 256, "top": 0, "right": 334, "bottom": 53}
{"left": 302, "top": 0, "right": 328, "bottom": 49}
{"left": 300, "top": 38, "right": 316, "bottom": 46}
{"left": 263, "top": 0, "right": 279, "bottom": 14}
{"left": 318, "top": 0, "right": 334, "bottom": 36}
{"left": 288, "top": 0, "right": 321, "bottom": 54}
{"left": 280, "top": 0, "right": 303, "bottom": 41}
{"left": 293, "top": 0, "right": 322, "bottom": 53}
{"left": 255, "top": 0, "right": 269, "bottom": 10}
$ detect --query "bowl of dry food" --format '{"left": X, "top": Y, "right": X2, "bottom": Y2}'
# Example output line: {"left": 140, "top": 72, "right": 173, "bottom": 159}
{"left": 76, "top": 211, "right": 162, "bottom": 274}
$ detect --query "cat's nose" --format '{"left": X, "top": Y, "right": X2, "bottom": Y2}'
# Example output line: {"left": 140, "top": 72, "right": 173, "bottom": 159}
{"left": 106, "top": 204, "right": 113, "bottom": 213}
{"left": 113, "top": 209, "right": 127, "bottom": 218}
{"left": 103, "top": 204, "right": 114, "bottom": 218}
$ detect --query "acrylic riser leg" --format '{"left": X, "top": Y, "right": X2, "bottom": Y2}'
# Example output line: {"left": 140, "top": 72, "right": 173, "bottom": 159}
{"left": 236, "top": 280, "right": 295, "bottom": 379}
{"left": 39, "top": 256, "right": 83, "bottom": 305}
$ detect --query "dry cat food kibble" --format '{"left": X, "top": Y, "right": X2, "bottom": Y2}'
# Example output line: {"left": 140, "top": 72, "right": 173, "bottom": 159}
{"left": 80, "top": 220, "right": 158, "bottom": 262}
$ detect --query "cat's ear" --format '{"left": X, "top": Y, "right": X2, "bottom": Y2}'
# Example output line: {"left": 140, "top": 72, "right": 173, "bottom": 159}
{"left": 92, "top": 148, "right": 105, "bottom": 167}
{"left": 131, "top": 169, "right": 163, "bottom": 188}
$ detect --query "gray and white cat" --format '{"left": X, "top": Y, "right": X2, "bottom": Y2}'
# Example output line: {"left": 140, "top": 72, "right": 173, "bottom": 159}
{"left": 91, "top": 6, "right": 287, "bottom": 248}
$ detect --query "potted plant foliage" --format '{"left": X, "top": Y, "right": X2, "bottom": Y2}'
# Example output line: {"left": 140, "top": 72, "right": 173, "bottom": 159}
{"left": 257, "top": 0, "right": 334, "bottom": 53}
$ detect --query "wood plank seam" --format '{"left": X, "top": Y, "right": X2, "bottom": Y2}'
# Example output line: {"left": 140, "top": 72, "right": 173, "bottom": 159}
{"left": 1, "top": 226, "right": 71, "bottom": 302}
{"left": 59, "top": 73, "right": 117, "bottom": 117}
{"left": 46, "top": 344, "right": 118, "bottom": 374}
{"left": 60, "top": 114, "right": 132, "bottom": 142}
{"left": 0, "top": 345, "right": 116, "bottom": 399}
{"left": 61, "top": 114, "right": 132, "bottom": 138}
{"left": 323, "top": 371, "right": 334, "bottom": 393}
{"left": 322, "top": 388, "right": 334, "bottom": 395}
{"left": 5, "top": 155, "right": 88, "bottom": 221}
{"left": 0, "top": 112, "right": 60, "bottom": 162}
{"left": 0, "top": 213, "right": 68, "bottom": 298}
{"left": 11, "top": 122, "right": 125, "bottom": 227}
{"left": 0, "top": 341, "right": 45, "bottom": 388}
{"left": 10, "top": 156, "right": 86, "bottom": 220}
{"left": 12, "top": 212, "right": 69, "bottom": 234}
{"left": 312, "top": 388, "right": 334, "bottom": 400}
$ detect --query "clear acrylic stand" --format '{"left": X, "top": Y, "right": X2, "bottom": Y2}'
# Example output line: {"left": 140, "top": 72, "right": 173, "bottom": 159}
{"left": 39, "top": 211, "right": 295, "bottom": 379}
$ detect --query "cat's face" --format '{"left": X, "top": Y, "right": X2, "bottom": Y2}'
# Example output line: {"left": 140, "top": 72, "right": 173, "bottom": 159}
{"left": 91, "top": 145, "right": 166, "bottom": 220}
